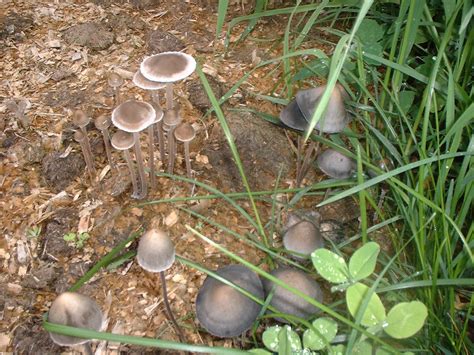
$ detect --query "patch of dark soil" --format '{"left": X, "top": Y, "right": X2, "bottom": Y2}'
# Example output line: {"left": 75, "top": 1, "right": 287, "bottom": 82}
{"left": 186, "top": 76, "right": 223, "bottom": 112}
{"left": 22, "top": 263, "right": 59, "bottom": 290}
{"left": 62, "top": 22, "right": 114, "bottom": 51}
{"left": 105, "top": 13, "right": 147, "bottom": 32}
{"left": 8, "top": 140, "right": 45, "bottom": 165}
{"left": 42, "top": 152, "right": 85, "bottom": 192}
{"left": 39, "top": 208, "right": 78, "bottom": 260}
{"left": 54, "top": 261, "right": 93, "bottom": 293}
{"left": 319, "top": 198, "right": 359, "bottom": 224}
{"left": 1, "top": 132, "right": 16, "bottom": 149}
{"left": 0, "top": 12, "right": 34, "bottom": 42}
{"left": 44, "top": 85, "right": 86, "bottom": 108}
{"left": 204, "top": 111, "right": 294, "bottom": 190}
{"left": 146, "top": 29, "right": 185, "bottom": 54}
{"left": 12, "top": 316, "right": 61, "bottom": 355}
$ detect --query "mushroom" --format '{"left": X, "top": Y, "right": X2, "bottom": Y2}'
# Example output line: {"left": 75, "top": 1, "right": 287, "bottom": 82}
{"left": 262, "top": 267, "right": 323, "bottom": 322}
{"left": 73, "top": 110, "right": 95, "bottom": 179}
{"left": 196, "top": 264, "right": 264, "bottom": 338}
{"left": 174, "top": 123, "right": 196, "bottom": 179}
{"left": 283, "top": 220, "right": 324, "bottom": 260}
{"left": 111, "top": 100, "right": 156, "bottom": 199}
{"left": 47, "top": 292, "right": 104, "bottom": 355}
{"left": 140, "top": 52, "right": 196, "bottom": 110}
{"left": 132, "top": 69, "right": 166, "bottom": 106}
{"left": 147, "top": 105, "right": 164, "bottom": 190}
{"left": 107, "top": 72, "right": 124, "bottom": 106}
{"left": 316, "top": 149, "right": 356, "bottom": 179}
{"left": 151, "top": 101, "right": 166, "bottom": 163}
{"left": 136, "top": 229, "right": 185, "bottom": 342}
{"left": 163, "top": 108, "right": 182, "bottom": 174}
{"left": 74, "top": 130, "right": 95, "bottom": 184}
{"left": 94, "top": 114, "right": 116, "bottom": 171}
{"left": 111, "top": 130, "right": 140, "bottom": 199}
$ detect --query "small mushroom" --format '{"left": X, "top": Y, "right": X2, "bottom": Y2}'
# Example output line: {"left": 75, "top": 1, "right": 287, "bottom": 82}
{"left": 262, "top": 267, "right": 323, "bottom": 322}
{"left": 47, "top": 292, "right": 104, "bottom": 355}
{"left": 111, "top": 130, "right": 140, "bottom": 199}
{"left": 316, "top": 149, "right": 356, "bottom": 179}
{"left": 74, "top": 130, "right": 95, "bottom": 184}
{"left": 163, "top": 108, "right": 182, "bottom": 174}
{"left": 174, "top": 123, "right": 196, "bottom": 179}
{"left": 196, "top": 264, "right": 264, "bottom": 338}
{"left": 94, "top": 114, "right": 116, "bottom": 171}
{"left": 136, "top": 229, "right": 185, "bottom": 342}
{"left": 73, "top": 110, "right": 95, "bottom": 179}
{"left": 133, "top": 69, "right": 166, "bottom": 106}
{"left": 108, "top": 72, "right": 124, "bottom": 106}
{"left": 112, "top": 100, "right": 156, "bottom": 199}
{"left": 140, "top": 52, "right": 196, "bottom": 110}
{"left": 151, "top": 101, "right": 166, "bottom": 163}
{"left": 283, "top": 220, "right": 324, "bottom": 260}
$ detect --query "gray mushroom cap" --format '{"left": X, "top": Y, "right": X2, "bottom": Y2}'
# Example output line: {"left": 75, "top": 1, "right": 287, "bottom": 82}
{"left": 196, "top": 264, "right": 264, "bottom": 338}
{"left": 262, "top": 267, "right": 323, "bottom": 322}
{"left": 137, "top": 229, "right": 175, "bottom": 273}
{"left": 316, "top": 149, "right": 356, "bottom": 179}
{"left": 285, "top": 210, "right": 321, "bottom": 230}
{"left": 111, "top": 100, "right": 156, "bottom": 133}
{"left": 108, "top": 72, "right": 124, "bottom": 88}
{"left": 296, "top": 85, "right": 350, "bottom": 133}
{"left": 133, "top": 70, "right": 166, "bottom": 91}
{"left": 283, "top": 220, "right": 324, "bottom": 259}
{"left": 163, "top": 108, "right": 181, "bottom": 127}
{"left": 47, "top": 292, "right": 104, "bottom": 346}
{"left": 279, "top": 99, "right": 309, "bottom": 131}
{"left": 174, "top": 123, "right": 196, "bottom": 142}
{"left": 111, "top": 130, "right": 135, "bottom": 150}
{"left": 140, "top": 52, "right": 196, "bottom": 83}
{"left": 73, "top": 110, "right": 90, "bottom": 128}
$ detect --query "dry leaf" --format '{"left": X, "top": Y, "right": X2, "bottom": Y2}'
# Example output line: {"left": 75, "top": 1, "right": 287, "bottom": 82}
{"left": 164, "top": 210, "right": 178, "bottom": 227}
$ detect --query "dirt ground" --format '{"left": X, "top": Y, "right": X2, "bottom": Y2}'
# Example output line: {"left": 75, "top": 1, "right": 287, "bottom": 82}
{"left": 0, "top": 1, "right": 364, "bottom": 353}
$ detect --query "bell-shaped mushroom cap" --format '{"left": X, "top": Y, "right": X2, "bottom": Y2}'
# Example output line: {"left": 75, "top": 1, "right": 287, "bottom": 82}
{"left": 262, "top": 267, "right": 322, "bottom": 322}
{"left": 95, "top": 114, "right": 111, "bottom": 131}
{"left": 74, "top": 130, "right": 86, "bottom": 143}
{"left": 133, "top": 70, "right": 166, "bottom": 90}
{"left": 47, "top": 292, "right": 104, "bottom": 346}
{"left": 196, "top": 264, "right": 264, "bottom": 338}
{"left": 316, "top": 149, "right": 356, "bottom": 179}
{"left": 140, "top": 52, "right": 196, "bottom": 83}
{"left": 283, "top": 220, "right": 324, "bottom": 259}
{"left": 73, "top": 110, "right": 90, "bottom": 128}
{"left": 174, "top": 123, "right": 195, "bottom": 143}
{"left": 111, "top": 100, "right": 156, "bottom": 133}
{"left": 136, "top": 229, "right": 175, "bottom": 273}
{"left": 296, "top": 85, "right": 350, "bottom": 133}
{"left": 285, "top": 210, "right": 321, "bottom": 230}
{"left": 111, "top": 130, "right": 135, "bottom": 150}
{"left": 279, "top": 99, "right": 309, "bottom": 131}
{"left": 163, "top": 108, "right": 181, "bottom": 127}
{"left": 108, "top": 72, "right": 124, "bottom": 88}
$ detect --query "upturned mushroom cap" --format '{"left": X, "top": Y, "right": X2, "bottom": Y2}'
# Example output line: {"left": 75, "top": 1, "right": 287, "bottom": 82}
{"left": 136, "top": 229, "right": 175, "bottom": 273}
{"left": 133, "top": 70, "right": 166, "bottom": 91}
{"left": 108, "top": 72, "right": 124, "bottom": 88}
{"left": 95, "top": 114, "right": 111, "bottom": 131}
{"left": 111, "top": 100, "right": 156, "bottom": 133}
{"left": 196, "top": 264, "right": 264, "bottom": 338}
{"left": 163, "top": 108, "right": 181, "bottom": 127}
{"left": 262, "top": 267, "right": 322, "bottom": 322}
{"left": 296, "top": 85, "right": 350, "bottom": 133}
{"left": 279, "top": 99, "right": 309, "bottom": 131}
{"left": 111, "top": 130, "right": 135, "bottom": 150}
{"left": 47, "top": 292, "right": 104, "bottom": 346}
{"left": 140, "top": 52, "right": 196, "bottom": 83}
{"left": 283, "top": 220, "right": 324, "bottom": 259}
{"left": 316, "top": 149, "right": 356, "bottom": 179}
{"left": 174, "top": 123, "right": 195, "bottom": 143}
{"left": 73, "top": 110, "right": 90, "bottom": 128}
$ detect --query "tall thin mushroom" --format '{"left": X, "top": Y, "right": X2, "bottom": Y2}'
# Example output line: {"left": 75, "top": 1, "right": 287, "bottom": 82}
{"left": 95, "top": 114, "right": 116, "bottom": 171}
{"left": 163, "top": 108, "right": 181, "bottom": 174}
{"left": 74, "top": 130, "right": 95, "bottom": 184}
{"left": 108, "top": 72, "right": 124, "bottom": 106}
{"left": 73, "top": 110, "right": 95, "bottom": 180}
{"left": 147, "top": 107, "right": 164, "bottom": 190}
{"left": 174, "top": 122, "right": 196, "bottom": 179}
{"left": 111, "top": 130, "right": 140, "bottom": 199}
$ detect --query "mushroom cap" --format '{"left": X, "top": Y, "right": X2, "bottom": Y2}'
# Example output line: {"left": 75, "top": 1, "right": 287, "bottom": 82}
{"left": 111, "top": 130, "right": 135, "bottom": 150}
{"left": 140, "top": 52, "right": 196, "bottom": 83}
{"left": 174, "top": 123, "right": 195, "bottom": 143}
{"left": 283, "top": 220, "right": 324, "bottom": 259}
{"left": 47, "top": 292, "right": 103, "bottom": 346}
{"left": 133, "top": 70, "right": 166, "bottom": 91}
{"left": 73, "top": 130, "right": 86, "bottom": 143}
{"left": 163, "top": 108, "right": 181, "bottom": 127}
{"left": 73, "top": 110, "right": 90, "bottom": 128}
{"left": 108, "top": 72, "right": 124, "bottom": 88}
{"left": 196, "top": 264, "right": 264, "bottom": 338}
{"left": 111, "top": 100, "right": 156, "bottom": 133}
{"left": 296, "top": 85, "right": 350, "bottom": 133}
{"left": 316, "top": 149, "right": 356, "bottom": 179}
{"left": 136, "top": 229, "right": 175, "bottom": 273}
{"left": 285, "top": 210, "right": 321, "bottom": 230}
{"left": 95, "top": 114, "right": 111, "bottom": 131}
{"left": 262, "top": 267, "right": 322, "bottom": 322}
{"left": 279, "top": 99, "right": 309, "bottom": 131}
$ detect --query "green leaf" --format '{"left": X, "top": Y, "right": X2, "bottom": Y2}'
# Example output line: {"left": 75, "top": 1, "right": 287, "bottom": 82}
{"left": 398, "top": 90, "right": 416, "bottom": 114}
{"left": 353, "top": 340, "right": 373, "bottom": 354}
{"left": 357, "top": 19, "right": 384, "bottom": 44}
{"left": 262, "top": 325, "right": 301, "bottom": 353}
{"left": 249, "top": 349, "right": 272, "bottom": 355}
{"left": 330, "top": 344, "right": 346, "bottom": 354}
{"left": 63, "top": 233, "right": 76, "bottom": 242}
{"left": 349, "top": 242, "right": 380, "bottom": 281}
{"left": 312, "top": 249, "right": 349, "bottom": 283}
{"left": 346, "top": 283, "right": 386, "bottom": 327}
{"left": 302, "top": 317, "right": 338, "bottom": 350}
{"left": 384, "top": 301, "right": 428, "bottom": 339}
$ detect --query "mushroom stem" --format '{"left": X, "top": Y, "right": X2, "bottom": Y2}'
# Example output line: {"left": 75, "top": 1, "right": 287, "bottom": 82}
{"left": 80, "top": 127, "right": 96, "bottom": 176}
{"left": 165, "top": 83, "right": 174, "bottom": 110}
{"left": 100, "top": 129, "right": 116, "bottom": 171}
{"left": 151, "top": 90, "right": 161, "bottom": 107}
{"left": 123, "top": 149, "right": 140, "bottom": 199}
{"left": 133, "top": 132, "right": 148, "bottom": 199}
{"left": 184, "top": 141, "right": 192, "bottom": 179}
{"left": 159, "top": 271, "right": 185, "bottom": 343}
{"left": 147, "top": 125, "right": 157, "bottom": 190}
{"left": 156, "top": 120, "right": 165, "bottom": 163}
{"left": 167, "top": 126, "right": 177, "bottom": 174}
{"left": 75, "top": 131, "right": 95, "bottom": 184}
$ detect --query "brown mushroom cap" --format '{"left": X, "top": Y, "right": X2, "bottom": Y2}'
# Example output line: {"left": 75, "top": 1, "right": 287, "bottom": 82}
{"left": 174, "top": 123, "right": 195, "bottom": 143}
{"left": 151, "top": 101, "right": 164, "bottom": 123}
{"left": 283, "top": 220, "right": 324, "bottom": 259}
{"left": 73, "top": 110, "right": 90, "bottom": 128}
{"left": 316, "top": 149, "right": 356, "bottom": 179}
{"left": 196, "top": 264, "right": 264, "bottom": 338}
{"left": 108, "top": 72, "right": 124, "bottom": 88}
{"left": 136, "top": 229, "right": 175, "bottom": 273}
{"left": 111, "top": 130, "right": 135, "bottom": 150}
{"left": 133, "top": 70, "right": 166, "bottom": 91}
{"left": 163, "top": 108, "right": 181, "bottom": 127}
{"left": 111, "top": 100, "right": 156, "bottom": 133}
{"left": 140, "top": 52, "right": 196, "bottom": 83}
{"left": 95, "top": 114, "right": 111, "bottom": 131}
{"left": 73, "top": 130, "right": 86, "bottom": 143}
{"left": 47, "top": 292, "right": 104, "bottom": 346}
{"left": 262, "top": 267, "right": 323, "bottom": 322}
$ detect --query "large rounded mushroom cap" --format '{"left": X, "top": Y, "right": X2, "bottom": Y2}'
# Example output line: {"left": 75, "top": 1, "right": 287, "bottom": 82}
{"left": 133, "top": 70, "right": 166, "bottom": 91}
{"left": 136, "top": 229, "right": 175, "bottom": 273}
{"left": 262, "top": 267, "right": 322, "bottom": 322}
{"left": 140, "top": 52, "right": 196, "bottom": 83}
{"left": 279, "top": 99, "right": 309, "bottom": 131}
{"left": 196, "top": 264, "right": 264, "bottom": 338}
{"left": 47, "top": 292, "right": 104, "bottom": 346}
{"left": 283, "top": 220, "right": 324, "bottom": 259}
{"left": 316, "top": 149, "right": 356, "bottom": 179}
{"left": 111, "top": 100, "right": 156, "bottom": 133}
